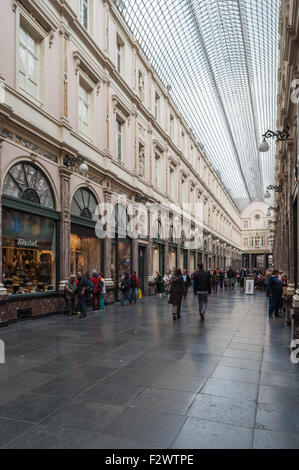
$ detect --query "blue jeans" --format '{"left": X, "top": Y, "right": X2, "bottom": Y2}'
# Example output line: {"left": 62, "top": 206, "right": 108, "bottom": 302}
{"left": 130, "top": 288, "right": 138, "bottom": 304}
{"left": 121, "top": 290, "right": 131, "bottom": 305}
{"left": 268, "top": 296, "right": 280, "bottom": 317}
{"left": 78, "top": 296, "right": 87, "bottom": 317}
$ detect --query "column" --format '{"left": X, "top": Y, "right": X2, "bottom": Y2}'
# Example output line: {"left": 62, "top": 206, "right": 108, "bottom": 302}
{"left": 132, "top": 238, "right": 138, "bottom": 274}
{"left": 164, "top": 240, "right": 169, "bottom": 274}
{"left": 103, "top": 189, "right": 112, "bottom": 282}
{"left": 0, "top": 139, "right": 7, "bottom": 297}
{"left": 59, "top": 166, "right": 72, "bottom": 292}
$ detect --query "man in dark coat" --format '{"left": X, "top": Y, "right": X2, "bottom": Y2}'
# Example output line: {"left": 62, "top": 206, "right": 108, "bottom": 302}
{"left": 267, "top": 270, "right": 283, "bottom": 318}
{"left": 193, "top": 263, "right": 211, "bottom": 321}
{"left": 76, "top": 271, "right": 89, "bottom": 318}
{"left": 169, "top": 268, "right": 186, "bottom": 320}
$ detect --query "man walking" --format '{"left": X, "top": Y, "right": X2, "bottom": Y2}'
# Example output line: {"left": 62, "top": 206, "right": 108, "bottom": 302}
{"left": 193, "top": 263, "right": 211, "bottom": 321}
{"left": 65, "top": 274, "right": 77, "bottom": 316}
{"left": 267, "top": 269, "right": 283, "bottom": 319}
{"left": 227, "top": 266, "right": 235, "bottom": 289}
{"left": 76, "top": 271, "right": 89, "bottom": 318}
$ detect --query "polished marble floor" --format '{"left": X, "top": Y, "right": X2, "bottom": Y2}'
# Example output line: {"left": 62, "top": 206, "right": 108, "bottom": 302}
{"left": 0, "top": 288, "right": 298, "bottom": 449}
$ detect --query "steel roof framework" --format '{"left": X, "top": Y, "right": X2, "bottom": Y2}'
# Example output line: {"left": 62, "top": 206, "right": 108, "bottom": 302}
{"left": 114, "top": 0, "right": 280, "bottom": 211}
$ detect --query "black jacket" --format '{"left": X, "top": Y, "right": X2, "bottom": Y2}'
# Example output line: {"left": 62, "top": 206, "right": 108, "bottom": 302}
{"left": 193, "top": 269, "right": 211, "bottom": 294}
{"left": 267, "top": 276, "right": 283, "bottom": 298}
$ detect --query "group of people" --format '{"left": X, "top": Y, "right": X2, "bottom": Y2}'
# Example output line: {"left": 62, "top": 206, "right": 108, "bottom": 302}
{"left": 118, "top": 272, "right": 141, "bottom": 306}
{"left": 64, "top": 269, "right": 106, "bottom": 318}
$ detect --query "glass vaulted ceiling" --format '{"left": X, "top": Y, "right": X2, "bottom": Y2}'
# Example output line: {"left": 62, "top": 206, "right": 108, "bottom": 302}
{"left": 114, "top": 0, "right": 280, "bottom": 212}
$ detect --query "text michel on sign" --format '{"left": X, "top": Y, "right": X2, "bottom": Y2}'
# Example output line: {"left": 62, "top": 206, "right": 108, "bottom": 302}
{"left": 17, "top": 239, "right": 39, "bottom": 248}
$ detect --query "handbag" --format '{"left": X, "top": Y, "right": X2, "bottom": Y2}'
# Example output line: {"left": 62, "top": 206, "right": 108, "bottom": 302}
{"left": 168, "top": 295, "right": 173, "bottom": 304}
{"left": 138, "top": 289, "right": 142, "bottom": 299}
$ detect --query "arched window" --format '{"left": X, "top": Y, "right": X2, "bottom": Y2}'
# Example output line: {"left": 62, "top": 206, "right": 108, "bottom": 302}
{"left": 3, "top": 162, "right": 55, "bottom": 209}
{"left": 71, "top": 187, "right": 98, "bottom": 220}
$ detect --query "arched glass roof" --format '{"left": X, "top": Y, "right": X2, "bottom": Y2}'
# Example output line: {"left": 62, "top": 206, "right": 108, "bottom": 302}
{"left": 114, "top": 0, "right": 280, "bottom": 211}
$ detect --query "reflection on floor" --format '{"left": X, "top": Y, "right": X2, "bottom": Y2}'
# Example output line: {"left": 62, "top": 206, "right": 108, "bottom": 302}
{"left": 0, "top": 289, "right": 298, "bottom": 449}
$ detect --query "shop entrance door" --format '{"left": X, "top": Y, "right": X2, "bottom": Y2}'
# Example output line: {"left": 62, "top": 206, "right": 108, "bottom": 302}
{"left": 138, "top": 245, "right": 145, "bottom": 293}
{"left": 183, "top": 250, "right": 188, "bottom": 270}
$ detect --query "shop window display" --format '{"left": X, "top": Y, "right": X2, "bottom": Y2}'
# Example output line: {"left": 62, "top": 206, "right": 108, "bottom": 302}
{"left": 2, "top": 208, "right": 56, "bottom": 295}
{"left": 70, "top": 231, "right": 101, "bottom": 275}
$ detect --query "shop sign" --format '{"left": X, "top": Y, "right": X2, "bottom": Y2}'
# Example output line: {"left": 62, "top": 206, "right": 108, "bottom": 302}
{"left": 17, "top": 238, "right": 38, "bottom": 248}
{"left": 245, "top": 278, "right": 254, "bottom": 295}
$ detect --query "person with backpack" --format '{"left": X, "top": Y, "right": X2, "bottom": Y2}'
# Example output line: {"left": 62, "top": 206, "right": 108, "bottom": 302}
{"left": 90, "top": 269, "right": 103, "bottom": 312}
{"left": 120, "top": 273, "right": 132, "bottom": 306}
{"left": 129, "top": 271, "right": 141, "bottom": 304}
{"left": 76, "top": 271, "right": 89, "bottom": 318}
{"left": 193, "top": 263, "right": 211, "bottom": 321}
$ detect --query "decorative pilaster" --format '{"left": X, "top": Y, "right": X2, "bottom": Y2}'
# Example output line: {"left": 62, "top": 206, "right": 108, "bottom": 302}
{"left": 0, "top": 139, "right": 7, "bottom": 297}
{"left": 59, "top": 166, "right": 72, "bottom": 292}
{"left": 132, "top": 238, "right": 138, "bottom": 274}
{"left": 103, "top": 189, "right": 113, "bottom": 283}
{"left": 164, "top": 240, "right": 169, "bottom": 274}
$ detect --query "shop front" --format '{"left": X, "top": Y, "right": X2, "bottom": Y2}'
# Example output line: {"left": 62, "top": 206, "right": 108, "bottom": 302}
{"left": 70, "top": 187, "right": 103, "bottom": 276}
{"left": 1, "top": 161, "right": 61, "bottom": 323}
{"left": 110, "top": 203, "right": 132, "bottom": 301}
{"left": 152, "top": 241, "right": 164, "bottom": 277}
{"left": 190, "top": 250, "right": 196, "bottom": 271}
{"left": 168, "top": 244, "right": 177, "bottom": 271}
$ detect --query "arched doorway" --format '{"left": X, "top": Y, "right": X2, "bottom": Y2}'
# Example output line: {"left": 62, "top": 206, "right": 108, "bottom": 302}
{"left": 70, "top": 187, "right": 102, "bottom": 276}
{"left": 111, "top": 203, "right": 133, "bottom": 301}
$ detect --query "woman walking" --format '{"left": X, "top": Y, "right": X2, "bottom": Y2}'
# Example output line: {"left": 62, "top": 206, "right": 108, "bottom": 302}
{"left": 169, "top": 268, "right": 186, "bottom": 320}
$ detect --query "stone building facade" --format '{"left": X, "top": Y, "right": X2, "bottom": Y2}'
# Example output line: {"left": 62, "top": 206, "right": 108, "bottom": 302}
{"left": 240, "top": 202, "right": 271, "bottom": 270}
{"left": 274, "top": 0, "right": 299, "bottom": 311}
{"left": 0, "top": 0, "right": 242, "bottom": 326}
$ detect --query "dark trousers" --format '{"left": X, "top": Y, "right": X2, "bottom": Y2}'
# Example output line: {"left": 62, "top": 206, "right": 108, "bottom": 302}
{"left": 121, "top": 290, "right": 131, "bottom": 305}
{"left": 219, "top": 279, "right": 224, "bottom": 289}
{"left": 269, "top": 296, "right": 281, "bottom": 317}
{"left": 66, "top": 297, "right": 76, "bottom": 315}
{"left": 92, "top": 293, "right": 100, "bottom": 310}
{"left": 212, "top": 280, "right": 218, "bottom": 292}
{"left": 184, "top": 286, "right": 189, "bottom": 298}
{"left": 78, "top": 296, "right": 87, "bottom": 317}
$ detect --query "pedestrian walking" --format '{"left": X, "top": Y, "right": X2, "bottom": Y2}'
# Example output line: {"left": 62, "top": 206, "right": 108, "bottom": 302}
{"left": 163, "top": 271, "right": 172, "bottom": 296}
{"left": 212, "top": 270, "right": 219, "bottom": 293}
{"left": 266, "top": 269, "right": 283, "bottom": 318}
{"left": 155, "top": 271, "right": 163, "bottom": 297}
{"left": 169, "top": 268, "right": 186, "bottom": 320}
{"left": 193, "top": 263, "right": 211, "bottom": 321}
{"left": 219, "top": 270, "right": 225, "bottom": 290}
{"left": 129, "top": 271, "right": 140, "bottom": 304}
{"left": 227, "top": 267, "right": 235, "bottom": 289}
{"left": 182, "top": 269, "right": 191, "bottom": 299}
{"left": 90, "top": 269, "right": 103, "bottom": 312}
{"left": 99, "top": 273, "right": 106, "bottom": 311}
{"left": 120, "top": 273, "right": 132, "bottom": 306}
{"left": 76, "top": 271, "right": 89, "bottom": 318}
{"left": 64, "top": 274, "right": 77, "bottom": 316}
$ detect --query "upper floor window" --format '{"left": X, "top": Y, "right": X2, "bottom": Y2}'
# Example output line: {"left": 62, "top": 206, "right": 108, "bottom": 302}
{"left": 154, "top": 155, "right": 161, "bottom": 188}
{"left": 80, "top": 0, "right": 88, "bottom": 29}
{"left": 169, "top": 114, "right": 174, "bottom": 139}
{"left": 78, "top": 80, "right": 91, "bottom": 138}
{"left": 116, "top": 119, "right": 123, "bottom": 162}
{"left": 243, "top": 220, "right": 249, "bottom": 228}
{"left": 19, "top": 25, "right": 40, "bottom": 100}
{"left": 155, "top": 92, "right": 160, "bottom": 121}
{"left": 169, "top": 167, "right": 174, "bottom": 198}
{"left": 181, "top": 131, "right": 185, "bottom": 153}
{"left": 117, "top": 39, "right": 122, "bottom": 73}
